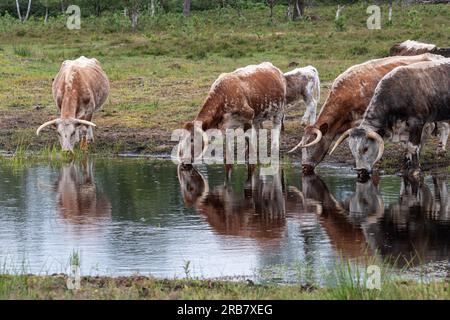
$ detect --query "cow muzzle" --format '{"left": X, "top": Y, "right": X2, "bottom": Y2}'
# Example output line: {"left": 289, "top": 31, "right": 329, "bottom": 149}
{"left": 355, "top": 168, "right": 372, "bottom": 181}
{"left": 301, "top": 164, "right": 315, "bottom": 175}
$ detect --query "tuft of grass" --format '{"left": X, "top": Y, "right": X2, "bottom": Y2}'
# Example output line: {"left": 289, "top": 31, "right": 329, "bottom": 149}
{"left": 12, "top": 45, "right": 32, "bottom": 57}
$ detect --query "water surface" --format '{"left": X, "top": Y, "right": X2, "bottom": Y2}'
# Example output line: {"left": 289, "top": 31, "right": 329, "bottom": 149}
{"left": 0, "top": 158, "right": 449, "bottom": 281}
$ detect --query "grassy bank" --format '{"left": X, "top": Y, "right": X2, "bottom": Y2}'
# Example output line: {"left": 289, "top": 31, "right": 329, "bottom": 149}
{"left": 0, "top": 3, "right": 450, "bottom": 168}
{"left": 1, "top": 274, "right": 449, "bottom": 300}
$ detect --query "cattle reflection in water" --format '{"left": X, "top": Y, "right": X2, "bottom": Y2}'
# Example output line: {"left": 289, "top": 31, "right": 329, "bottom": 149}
{"left": 56, "top": 159, "right": 111, "bottom": 224}
{"left": 177, "top": 164, "right": 292, "bottom": 239}
{"left": 363, "top": 175, "right": 450, "bottom": 266}
{"left": 178, "top": 165, "right": 450, "bottom": 266}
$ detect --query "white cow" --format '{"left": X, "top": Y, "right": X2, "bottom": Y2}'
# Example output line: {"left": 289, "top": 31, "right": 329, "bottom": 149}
{"left": 284, "top": 66, "right": 320, "bottom": 125}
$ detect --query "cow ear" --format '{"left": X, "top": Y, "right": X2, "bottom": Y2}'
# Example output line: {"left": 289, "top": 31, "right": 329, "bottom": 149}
{"left": 319, "top": 123, "right": 328, "bottom": 135}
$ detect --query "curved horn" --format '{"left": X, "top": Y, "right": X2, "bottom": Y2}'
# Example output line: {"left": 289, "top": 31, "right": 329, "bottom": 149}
{"left": 287, "top": 141, "right": 304, "bottom": 154}
{"left": 72, "top": 118, "right": 97, "bottom": 127}
{"left": 36, "top": 119, "right": 59, "bottom": 135}
{"left": 302, "top": 128, "right": 323, "bottom": 148}
{"left": 329, "top": 128, "right": 353, "bottom": 155}
{"left": 287, "top": 128, "right": 323, "bottom": 154}
{"left": 367, "top": 131, "right": 385, "bottom": 164}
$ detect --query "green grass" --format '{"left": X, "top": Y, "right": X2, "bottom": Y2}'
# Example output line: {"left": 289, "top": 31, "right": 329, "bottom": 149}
{"left": 1, "top": 254, "right": 449, "bottom": 300}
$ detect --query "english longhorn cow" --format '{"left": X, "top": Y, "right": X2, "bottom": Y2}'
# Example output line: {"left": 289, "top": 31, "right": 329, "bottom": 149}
{"left": 390, "top": 40, "right": 450, "bottom": 58}
{"left": 284, "top": 66, "right": 320, "bottom": 125}
{"left": 36, "top": 56, "right": 110, "bottom": 152}
{"left": 177, "top": 62, "right": 286, "bottom": 170}
{"left": 287, "top": 54, "right": 444, "bottom": 174}
{"left": 330, "top": 59, "right": 450, "bottom": 177}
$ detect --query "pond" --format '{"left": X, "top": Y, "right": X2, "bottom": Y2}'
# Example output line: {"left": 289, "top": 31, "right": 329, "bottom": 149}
{"left": 0, "top": 158, "right": 449, "bottom": 282}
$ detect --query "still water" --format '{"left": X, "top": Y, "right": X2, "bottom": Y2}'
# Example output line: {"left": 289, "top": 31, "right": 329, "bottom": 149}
{"left": 0, "top": 158, "right": 449, "bottom": 281}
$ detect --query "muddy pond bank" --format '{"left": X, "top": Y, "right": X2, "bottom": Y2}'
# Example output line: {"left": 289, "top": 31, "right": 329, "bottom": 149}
{"left": 0, "top": 109, "right": 450, "bottom": 174}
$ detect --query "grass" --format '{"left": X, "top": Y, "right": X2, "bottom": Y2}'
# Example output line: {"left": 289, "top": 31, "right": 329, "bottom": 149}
{"left": 0, "top": 254, "right": 449, "bottom": 300}
{"left": 0, "top": 3, "right": 449, "bottom": 155}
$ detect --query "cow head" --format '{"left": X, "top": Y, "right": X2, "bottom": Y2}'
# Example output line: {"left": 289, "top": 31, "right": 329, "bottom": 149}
{"left": 177, "top": 121, "right": 209, "bottom": 164}
{"left": 177, "top": 164, "right": 208, "bottom": 207}
{"left": 330, "top": 127, "right": 384, "bottom": 178}
{"left": 36, "top": 118, "right": 96, "bottom": 153}
{"left": 288, "top": 124, "right": 327, "bottom": 174}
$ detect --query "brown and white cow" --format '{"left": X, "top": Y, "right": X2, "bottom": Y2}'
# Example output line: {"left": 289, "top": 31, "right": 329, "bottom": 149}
{"left": 390, "top": 40, "right": 450, "bottom": 58}
{"left": 287, "top": 54, "right": 444, "bottom": 174}
{"left": 284, "top": 66, "right": 320, "bottom": 125}
{"left": 37, "top": 56, "right": 110, "bottom": 152}
{"left": 177, "top": 62, "right": 286, "bottom": 168}
{"left": 331, "top": 59, "right": 450, "bottom": 177}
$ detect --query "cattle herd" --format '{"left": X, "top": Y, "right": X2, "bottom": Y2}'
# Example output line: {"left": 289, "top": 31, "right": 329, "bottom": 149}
{"left": 36, "top": 40, "right": 450, "bottom": 179}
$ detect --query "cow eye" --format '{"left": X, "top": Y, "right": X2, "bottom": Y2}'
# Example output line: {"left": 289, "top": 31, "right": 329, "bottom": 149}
{"left": 363, "top": 147, "right": 368, "bottom": 153}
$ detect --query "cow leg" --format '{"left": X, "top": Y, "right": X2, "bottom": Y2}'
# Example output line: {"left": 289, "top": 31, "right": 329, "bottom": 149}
{"left": 301, "top": 91, "right": 317, "bottom": 126}
{"left": 86, "top": 126, "right": 95, "bottom": 143}
{"left": 272, "top": 114, "right": 283, "bottom": 156}
{"left": 436, "top": 122, "right": 449, "bottom": 153}
{"left": 404, "top": 124, "right": 424, "bottom": 175}
{"left": 420, "top": 122, "right": 435, "bottom": 152}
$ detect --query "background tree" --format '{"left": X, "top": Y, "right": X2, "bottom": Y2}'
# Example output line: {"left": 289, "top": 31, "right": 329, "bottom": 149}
{"left": 286, "top": 0, "right": 305, "bottom": 21}
{"left": 15, "top": 0, "right": 33, "bottom": 22}
{"left": 123, "top": 0, "right": 145, "bottom": 31}
{"left": 39, "top": 0, "right": 58, "bottom": 23}
{"left": 183, "top": 0, "right": 190, "bottom": 17}
{"left": 267, "top": 0, "right": 276, "bottom": 19}
{"left": 293, "top": 0, "right": 305, "bottom": 20}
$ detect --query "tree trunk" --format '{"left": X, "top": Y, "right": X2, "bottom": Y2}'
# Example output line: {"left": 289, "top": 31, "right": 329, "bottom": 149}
{"left": 267, "top": 0, "right": 275, "bottom": 18}
{"left": 336, "top": 5, "right": 345, "bottom": 20}
{"left": 159, "top": 0, "right": 168, "bottom": 12}
{"left": 150, "top": 0, "right": 155, "bottom": 17}
{"left": 24, "top": 0, "right": 32, "bottom": 22}
{"left": 183, "top": 0, "right": 191, "bottom": 17}
{"left": 286, "top": 0, "right": 292, "bottom": 20}
{"left": 293, "top": 0, "right": 305, "bottom": 20}
{"left": 388, "top": 0, "right": 393, "bottom": 22}
{"left": 15, "top": 0, "right": 23, "bottom": 21}
{"left": 131, "top": 10, "right": 139, "bottom": 32}
{"left": 44, "top": 7, "right": 49, "bottom": 24}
